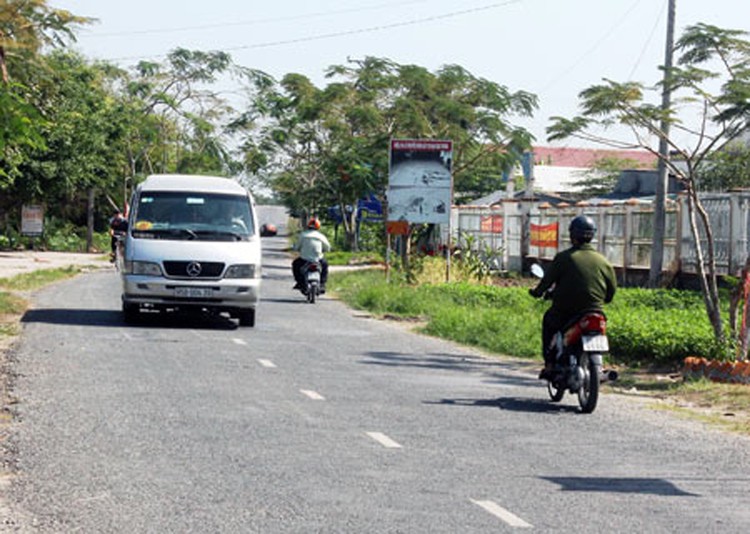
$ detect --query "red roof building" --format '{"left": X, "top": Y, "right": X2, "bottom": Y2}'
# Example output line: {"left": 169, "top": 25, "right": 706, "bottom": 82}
{"left": 532, "top": 146, "right": 657, "bottom": 169}
{"left": 529, "top": 146, "right": 658, "bottom": 193}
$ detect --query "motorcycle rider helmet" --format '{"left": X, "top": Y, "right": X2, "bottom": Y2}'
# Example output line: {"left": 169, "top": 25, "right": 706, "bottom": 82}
{"left": 569, "top": 215, "right": 596, "bottom": 243}
{"left": 307, "top": 217, "right": 321, "bottom": 230}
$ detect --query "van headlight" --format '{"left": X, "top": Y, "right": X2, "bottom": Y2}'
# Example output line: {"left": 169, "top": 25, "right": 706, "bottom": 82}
{"left": 225, "top": 264, "right": 258, "bottom": 279}
{"left": 124, "top": 261, "right": 163, "bottom": 276}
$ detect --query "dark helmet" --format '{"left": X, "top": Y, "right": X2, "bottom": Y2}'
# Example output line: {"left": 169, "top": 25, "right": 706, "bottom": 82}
{"left": 569, "top": 215, "right": 596, "bottom": 243}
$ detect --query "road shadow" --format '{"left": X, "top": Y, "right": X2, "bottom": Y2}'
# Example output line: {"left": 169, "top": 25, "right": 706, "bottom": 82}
{"left": 425, "top": 396, "right": 580, "bottom": 414}
{"left": 21, "top": 308, "right": 238, "bottom": 330}
{"left": 540, "top": 476, "right": 699, "bottom": 497}
{"left": 262, "top": 263, "right": 291, "bottom": 271}
{"left": 262, "top": 273, "right": 293, "bottom": 281}
{"left": 361, "top": 351, "right": 489, "bottom": 372}
{"left": 361, "top": 351, "right": 538, "bottom": 385}
{"left": 262, "top": 249, "right": 292, "bottom": 260}
{"left": 261, "top": 296, "right": 327, "bottom": 304}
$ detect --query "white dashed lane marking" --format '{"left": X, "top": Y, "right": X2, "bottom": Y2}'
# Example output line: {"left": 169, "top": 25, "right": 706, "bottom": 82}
{"left": 257, "top": 359, "right": 277, "bottom": 368}
{"left": 232, "top": 338, "right": 247, "bottom": 345}
{"left": 471, "top": 500, "right": 532, "bottom": 528}
{"left": 300, "top": 389, "right": 325, "bottom": 400}
{"left": 366, "top": 432, "right": 402, "bottom": 449}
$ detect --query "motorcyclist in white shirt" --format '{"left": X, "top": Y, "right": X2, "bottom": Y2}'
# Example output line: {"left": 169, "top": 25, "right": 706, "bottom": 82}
{"left": 292, "top": 217, "right": 331, "bottom": 293}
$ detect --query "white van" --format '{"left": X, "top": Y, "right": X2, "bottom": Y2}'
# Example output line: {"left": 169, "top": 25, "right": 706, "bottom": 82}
{"left": 119, "top": 174, "right": 261, "bottom": 326}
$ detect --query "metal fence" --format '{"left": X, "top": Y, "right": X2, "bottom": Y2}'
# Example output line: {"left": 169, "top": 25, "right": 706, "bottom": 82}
{"left": 450, "top": 191, "right": 750, "bottom": 279}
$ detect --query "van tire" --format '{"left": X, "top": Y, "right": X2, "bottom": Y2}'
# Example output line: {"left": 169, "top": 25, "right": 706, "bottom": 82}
{"left": 238, "top": 309, "right": 255, "bottom": 327}
{"left": 123, "top": 303, "right": 140, "bottom": 324}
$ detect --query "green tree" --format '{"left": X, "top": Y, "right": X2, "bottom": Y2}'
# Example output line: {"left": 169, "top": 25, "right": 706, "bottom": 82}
{"left": 0, "top": 82, "right": 46, "bottom": 187}
{"left": 8, "top": 52, "right": 130, "bottom": 228}
{"left": 572, "top": 156, "right": 643, "bottom": 198}
{"left": 547, "top": 23, "right": 750, "bottom": 353}
{"left": 0, "top": 1, "right": 89, "bottom": 191}
{"left": 126, "top": 48, "right": 240, "bottom": 177}
{"left": 238, "top": 56, "right": 537, "bottom": 250}
{"left": 697, "top": 140, "right": 750, "bottom": 191}
{"left": 0, "top": 0, "right": 90, "bottom": 83}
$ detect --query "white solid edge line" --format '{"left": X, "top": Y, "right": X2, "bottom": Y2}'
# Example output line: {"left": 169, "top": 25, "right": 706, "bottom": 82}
{"left": 232, "top": 338, "right": 247, "bottom": 345}
{"left": 300, "top": 389, "right": 325, "bottom": 400}
{"left": 471, "top": 500, "right": 532, "bottom": 528}
{"left": 366, "top": 432, "right": 402, "bottom": 449}
{"left": 257, "top": 359, "right": 277, "bottom": 368}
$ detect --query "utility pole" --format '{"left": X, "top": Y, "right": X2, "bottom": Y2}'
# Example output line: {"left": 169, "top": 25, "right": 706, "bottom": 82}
{"left": 648, "top": 0, "right": 676, "bottom": 287}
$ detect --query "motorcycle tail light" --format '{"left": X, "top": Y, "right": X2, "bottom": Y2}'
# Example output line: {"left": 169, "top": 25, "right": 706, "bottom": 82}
{"left": 580, "top": 313, "right": 607, "bottom": 334}
{"left": 307, "top": 263, "right": 319, "bottom": 272}
{"left": 564, "top": 312, "right": 608, "bottom": 346}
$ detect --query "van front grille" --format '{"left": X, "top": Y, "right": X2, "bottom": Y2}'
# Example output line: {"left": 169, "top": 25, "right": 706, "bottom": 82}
{"left": 163, "top": 261, "right": 225, "bottom": 278}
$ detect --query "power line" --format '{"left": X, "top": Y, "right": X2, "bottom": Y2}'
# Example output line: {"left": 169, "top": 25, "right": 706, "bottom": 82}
{"left": 83, "top": 0, "right": 435, "bottom": 38}
{"left": 538, "top": 0, "right": 644, "bottom": 93}
{"left": 627, "top": 0, "right": 668, "bottom": 80}
{"left": 108, "top": 0, "right": 522, "bottom": 63}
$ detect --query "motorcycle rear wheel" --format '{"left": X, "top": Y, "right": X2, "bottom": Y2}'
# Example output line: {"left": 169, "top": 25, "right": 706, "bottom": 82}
{"left": 547, "top": 380, "right": 565, "bottom": 402}
{"left": 577, "top": 353, "right": 600, "bottom": 413}
{"left": 307, "top": 286, "right": 316, "bottom": 304}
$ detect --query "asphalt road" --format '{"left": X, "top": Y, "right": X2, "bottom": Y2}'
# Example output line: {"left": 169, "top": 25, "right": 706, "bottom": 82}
{"left": 4, "top": 209, "right": 750, "bottom": 532}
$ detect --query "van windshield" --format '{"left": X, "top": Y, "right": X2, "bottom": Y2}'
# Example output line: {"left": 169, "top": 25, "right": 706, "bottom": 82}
{"left": 131, "top": 192, "right": 254, "bottom": 241}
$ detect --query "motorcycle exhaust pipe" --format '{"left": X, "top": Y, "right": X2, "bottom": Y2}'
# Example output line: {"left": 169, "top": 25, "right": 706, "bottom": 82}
{"left": 600, "top": 369, "right": 619, "bottom": 383}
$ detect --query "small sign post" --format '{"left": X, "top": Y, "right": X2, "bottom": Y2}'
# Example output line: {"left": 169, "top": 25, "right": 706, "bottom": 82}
{"left": 21, "top": 204, "right": 44, "bottom": 248}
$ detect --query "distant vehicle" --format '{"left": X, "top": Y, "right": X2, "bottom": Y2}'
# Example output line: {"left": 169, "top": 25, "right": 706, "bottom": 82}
{"left": 260, "top": 223, "right": 278, "bottom": 237}
{"left": 118, "top": 174, "right": 262, "bottom": 327}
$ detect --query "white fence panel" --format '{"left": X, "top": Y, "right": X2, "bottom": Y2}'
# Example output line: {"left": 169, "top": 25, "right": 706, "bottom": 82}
{"left": 452, "top": 191, "right": 749, "bottom": 279}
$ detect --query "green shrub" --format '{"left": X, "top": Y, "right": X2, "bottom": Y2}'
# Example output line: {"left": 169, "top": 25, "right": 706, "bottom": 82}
{"left": 331, "top": 269, "right": 720, "bottom": 367}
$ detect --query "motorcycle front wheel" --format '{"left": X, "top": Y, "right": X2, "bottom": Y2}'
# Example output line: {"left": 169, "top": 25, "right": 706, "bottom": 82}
{"left": 577, "top": 353, "right": 600, "bottom": 413}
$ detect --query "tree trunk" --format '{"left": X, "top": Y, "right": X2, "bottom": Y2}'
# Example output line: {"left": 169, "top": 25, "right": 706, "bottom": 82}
{"left": 347, "top": 207, "right": 358, "bottom": 252}
{"left": 0, "top": 44, "right": 8, "bottom": 84}
{"left": 729, "top": 257, "right": 750, "bottom": 359}
{"left": 685, "top": 189, "right": 725, "bottom": 344}
{"left": 338, "top": 200, "right": 358, "bottom": 252}
{"left": 86, "top": 188, "right": 95, "bottom": 253}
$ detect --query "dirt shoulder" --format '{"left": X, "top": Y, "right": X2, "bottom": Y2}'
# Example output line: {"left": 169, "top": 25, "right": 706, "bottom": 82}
{"left": 0, "top": 251, "right": 112, "bottom": 280}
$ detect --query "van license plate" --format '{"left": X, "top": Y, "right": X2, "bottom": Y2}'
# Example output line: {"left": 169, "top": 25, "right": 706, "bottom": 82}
{"left": 582, "top": 335, "right": 609, "bottom": 352}
{"left": 175, "top": 287, "right": 213, "bottom": 298}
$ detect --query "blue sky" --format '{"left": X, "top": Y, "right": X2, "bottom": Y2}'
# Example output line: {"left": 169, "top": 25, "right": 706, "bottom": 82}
{"left": 52, "top": 0, "right": 750, "bottom": 146}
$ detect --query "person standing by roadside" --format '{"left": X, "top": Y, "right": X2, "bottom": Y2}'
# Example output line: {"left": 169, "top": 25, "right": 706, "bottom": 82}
{"left": 108, "top": 210, "right": 127, "bottom": 262}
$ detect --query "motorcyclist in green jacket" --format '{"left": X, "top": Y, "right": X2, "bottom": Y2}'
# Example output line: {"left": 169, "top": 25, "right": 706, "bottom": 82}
{"left": 529, "top": 215, "right": 617, "bottom": 379}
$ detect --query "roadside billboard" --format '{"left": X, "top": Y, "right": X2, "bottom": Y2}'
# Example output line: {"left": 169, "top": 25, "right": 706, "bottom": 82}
{"left": 387, "top": 139, "right": 453, "bottom": 224}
